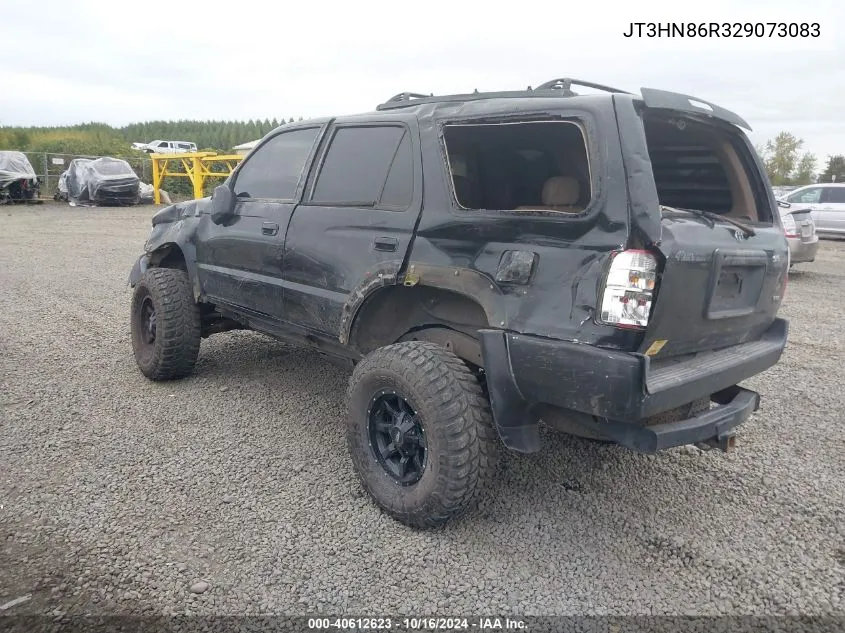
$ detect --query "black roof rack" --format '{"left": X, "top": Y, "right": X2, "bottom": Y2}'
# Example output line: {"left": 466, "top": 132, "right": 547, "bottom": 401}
{"left": 382, "top": 92, "right": 434, "bottom": 104}
{"left": 534, "top": 77, "right": 632, "bottom": 95}
{"left": 375, "top": 77, "right": 632, "bottom": 111}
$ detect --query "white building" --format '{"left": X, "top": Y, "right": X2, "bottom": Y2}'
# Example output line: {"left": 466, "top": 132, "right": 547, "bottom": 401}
{"left": 232, "top": 140, "right": 260, "bottom": 156}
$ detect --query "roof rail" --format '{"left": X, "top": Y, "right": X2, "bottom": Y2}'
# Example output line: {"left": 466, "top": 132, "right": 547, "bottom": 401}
{"left": 382, "top": 92, "right": 433, "bottom": 104}
{"left": 534, "top": 78, "right": 632, "bottom": 95}
{"left": 375, "top": 78, "right": 633, "bottom": 111}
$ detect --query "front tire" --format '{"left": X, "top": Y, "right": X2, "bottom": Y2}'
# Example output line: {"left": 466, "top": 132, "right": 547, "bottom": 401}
{"left": 346, "top": 341, "right": 499, "bottom": 529}
{"left": 130, "top": 268, "right": 201, "bottom": 381}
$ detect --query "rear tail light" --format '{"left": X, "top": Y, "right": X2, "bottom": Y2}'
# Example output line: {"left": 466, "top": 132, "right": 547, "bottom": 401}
{"left": 599, "top": 250, "right": 659, "bottom": 329}
{"left": 781, "top": 213, "right": 799, "bottom": 238}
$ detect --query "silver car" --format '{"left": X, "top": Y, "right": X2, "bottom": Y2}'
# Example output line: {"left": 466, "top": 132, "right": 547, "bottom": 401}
{"left": 779, "top": 183, "right": 845, "bottom": 237}
{"left": 778, "top": 200, "right": 819, "bottom": 265}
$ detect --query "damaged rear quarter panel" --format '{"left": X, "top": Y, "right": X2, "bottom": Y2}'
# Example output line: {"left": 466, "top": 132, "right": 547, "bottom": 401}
{"left": 408, "top": 97, "right": 640, "bottom": 348}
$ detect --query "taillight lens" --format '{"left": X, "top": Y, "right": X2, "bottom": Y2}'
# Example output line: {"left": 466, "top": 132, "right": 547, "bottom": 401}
{"left": 599, "top": 250, "right": 658, "bottom": 329}
{"left": 781, "top": 213, "right": 799, "bottom": 238}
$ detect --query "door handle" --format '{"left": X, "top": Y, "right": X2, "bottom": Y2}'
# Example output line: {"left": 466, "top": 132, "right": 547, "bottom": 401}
{"left": 373, "top": 236, "right": 398, "bottom": 252}
{"left": 262, "top": 222, "right": 279, "bottom": 236}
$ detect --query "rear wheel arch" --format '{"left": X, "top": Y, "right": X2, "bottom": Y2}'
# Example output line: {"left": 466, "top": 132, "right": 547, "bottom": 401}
{"left": 348, "top": 285, "right": 491, "bottom": 365}
{"left": 345, "top": 340, "right": 499, "bottom": 528}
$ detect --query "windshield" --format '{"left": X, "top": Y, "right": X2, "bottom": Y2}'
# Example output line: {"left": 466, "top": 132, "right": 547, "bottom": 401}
{"left": 93, "top": 158, "right": 135, "bottom": 176}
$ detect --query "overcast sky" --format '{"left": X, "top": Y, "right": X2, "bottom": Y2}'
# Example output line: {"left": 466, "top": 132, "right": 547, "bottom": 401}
{"left": 1, "top": 0, "right": 843, "bottom": 163}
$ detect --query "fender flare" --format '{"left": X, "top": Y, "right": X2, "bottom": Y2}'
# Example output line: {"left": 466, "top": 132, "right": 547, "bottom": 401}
{"left": 339, "top": 261, "right": 509, "bottom": 346}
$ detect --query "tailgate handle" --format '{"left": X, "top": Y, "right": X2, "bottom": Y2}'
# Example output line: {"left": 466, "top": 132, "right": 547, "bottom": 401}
{"left": 720, "top": 252, "right": 767, "bottom": 267}
{"left": 262, "top": 222, "right": 279, "bottom": 236}
{"left": 373, "top": 236, "right": 398, "bottom": 252}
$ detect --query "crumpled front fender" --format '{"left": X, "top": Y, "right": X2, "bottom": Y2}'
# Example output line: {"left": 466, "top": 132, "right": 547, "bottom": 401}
{"left": 128, "top": 254, "right": 150, "bottom": 287}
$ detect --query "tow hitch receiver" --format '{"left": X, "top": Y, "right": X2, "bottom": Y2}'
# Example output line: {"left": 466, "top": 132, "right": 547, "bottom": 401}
{"left": 701, "top": 432, "right": 737, "bottom": 453}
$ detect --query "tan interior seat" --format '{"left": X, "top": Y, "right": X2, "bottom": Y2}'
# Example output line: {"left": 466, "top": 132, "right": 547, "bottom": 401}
{"left": 516, "top": 176, "right": 584, "bottom": 213}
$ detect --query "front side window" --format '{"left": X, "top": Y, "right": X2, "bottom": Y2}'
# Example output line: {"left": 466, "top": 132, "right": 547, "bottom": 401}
{"left": 158, "top": 142, "right": 169, "bottom": 148}
{"left": 442, "top": 120, "right": 592, "bottom": 213}
{"left": 310, "top": 125, "right": 408, "bottom": 207}
{"left": 233, "top": 128, "right": 319, "bottom": 200}
{"left": 788, "top": 187, "right": 822, "bottom": 204}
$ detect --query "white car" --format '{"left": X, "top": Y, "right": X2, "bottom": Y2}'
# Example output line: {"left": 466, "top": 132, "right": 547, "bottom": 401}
{"left": 139, "top": 140, "right": 197, "bottom": 154}
{"left": 778, "top": 183, "right": 845, "bottom": 237}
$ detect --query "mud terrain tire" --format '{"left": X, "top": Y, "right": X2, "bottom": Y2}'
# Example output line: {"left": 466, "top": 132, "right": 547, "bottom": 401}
{"left": 346, "top": 341, "right": 498, "bottom": 528}
{"left": 130, "top": 268, "right": 201, "bottom": 381}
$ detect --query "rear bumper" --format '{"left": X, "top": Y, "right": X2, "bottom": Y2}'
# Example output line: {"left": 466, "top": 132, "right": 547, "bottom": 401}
{"left": 478, "top": 317, "right": 788, "bottom": 453}
{"left": 592, "top": 385, "right": 758, "bottom": 453}
{"left": 787, "top": 235, "right": 819, "bottom": 263}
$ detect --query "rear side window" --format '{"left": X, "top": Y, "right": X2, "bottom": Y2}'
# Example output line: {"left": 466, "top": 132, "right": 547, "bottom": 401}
{"left": 378, "top": 132, "right": 413, "bottom": 208}
{"left": 441, "top": 121, "right": 592, "bottom": 213}
{"left": 311, "top": 126, "right": 408, "bottom": 206}
{"left": 821, "top": 187, "right": 845, "bottom": 203}
{"left": 234, "top": 128, "right": 319, "bottom": 200}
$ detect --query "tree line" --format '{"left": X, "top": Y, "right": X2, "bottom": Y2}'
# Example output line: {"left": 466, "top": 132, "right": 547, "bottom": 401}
{"left": 0, "top": 118, "right": 302, "bottom": 157}
{"left": 758, "top": 132, "right": 844, "bottom": 185}
{"left": 3, "top": 121, "right": 843, "bottom": 194}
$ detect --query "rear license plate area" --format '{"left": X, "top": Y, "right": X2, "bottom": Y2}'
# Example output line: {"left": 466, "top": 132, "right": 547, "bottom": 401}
{"left": 706, "top": 249, "right": 768, "bottom": 320}
{"left": 800, "top": 224, "right": 813, "bottom": 238}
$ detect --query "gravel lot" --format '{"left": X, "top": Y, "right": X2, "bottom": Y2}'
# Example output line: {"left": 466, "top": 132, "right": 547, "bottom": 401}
{"left": 1, "top": 204, "right": 843, "bottom": 619}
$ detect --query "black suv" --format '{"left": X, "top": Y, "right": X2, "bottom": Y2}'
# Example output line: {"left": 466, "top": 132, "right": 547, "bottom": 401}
{"left": 128, "top": 79, "right": 789, "bottom": 528}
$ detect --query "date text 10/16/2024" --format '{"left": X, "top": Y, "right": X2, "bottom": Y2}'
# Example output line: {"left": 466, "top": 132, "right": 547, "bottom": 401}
{"left": 623, "top": 22, "right": 820, "bottom": 38}
{"left": 308, "top": 617, "right": 527, "bottom": 630}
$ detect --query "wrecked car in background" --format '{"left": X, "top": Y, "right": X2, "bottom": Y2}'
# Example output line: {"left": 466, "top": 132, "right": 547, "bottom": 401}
{"left": 66, "top": 157, "right": 141, "bottom": 206}
{"left": 54, "top": 170, "right": 69, "bottom": 201}
{"left": 0, "top": 151, "right": 40, "bottom": 204}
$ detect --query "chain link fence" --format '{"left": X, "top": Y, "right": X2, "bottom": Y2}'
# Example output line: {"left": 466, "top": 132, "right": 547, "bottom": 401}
{"left": 20, "top": 152, "right": 153, "bottom": 198}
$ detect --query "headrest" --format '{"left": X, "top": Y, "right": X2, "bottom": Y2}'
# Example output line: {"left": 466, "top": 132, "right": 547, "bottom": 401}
{"left": 450, "top": 155, "right": 468, "bottom": 179}
{"left": 542, "top": 176, "right": 580, "bottom": 206}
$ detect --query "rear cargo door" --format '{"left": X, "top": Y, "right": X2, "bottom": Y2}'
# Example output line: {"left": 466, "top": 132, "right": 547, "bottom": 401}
{"left": 639, "top": 215, "right": 788, "bottom": 359}
{"left": 620, "top": 100, "right": 789, "bottom": 359}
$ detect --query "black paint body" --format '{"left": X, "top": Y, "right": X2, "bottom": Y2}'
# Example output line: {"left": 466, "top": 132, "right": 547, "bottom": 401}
{"left": 128, "top": 87, "right": 789, "bottom": 454}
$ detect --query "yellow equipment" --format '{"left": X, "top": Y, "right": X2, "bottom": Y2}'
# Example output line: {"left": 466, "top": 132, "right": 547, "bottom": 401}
{"left": 149, "top": 152, "right": 243, "bottom": 204}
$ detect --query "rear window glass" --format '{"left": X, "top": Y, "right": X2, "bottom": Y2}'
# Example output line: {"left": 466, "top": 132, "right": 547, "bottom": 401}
{"left": 442, "top": 121, "right": 591, "bottom": 213}
{"left": 646, "top": 143, "right": 732, "bottom": 212}
{"left": 643, "top": 115, "right": 768, "bottom": 221}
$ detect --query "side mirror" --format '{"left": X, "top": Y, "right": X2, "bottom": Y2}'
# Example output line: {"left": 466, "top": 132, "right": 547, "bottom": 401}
{"left": 210, "top": 185, "right": 235, "bottom": 223}
{"left": 777, "top": 200, "right": 791, "bottom": 209}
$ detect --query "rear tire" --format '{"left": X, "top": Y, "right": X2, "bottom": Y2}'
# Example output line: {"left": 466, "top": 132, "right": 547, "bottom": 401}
{"left": 130, "top": 268, "right": 201, "bottom": 381}
{"left": 346, "top": 341, "right": 498, "bottom": 529}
